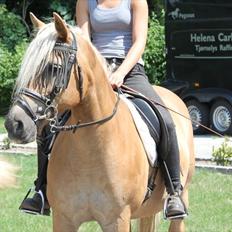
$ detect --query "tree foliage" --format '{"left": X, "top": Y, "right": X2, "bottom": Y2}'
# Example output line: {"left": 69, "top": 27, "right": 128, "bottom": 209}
{"left": 0, "top": 42, "right": 28, "bottom": 114}
{"left": 0, "top": 0, "right": 166, "bottom": 111}
{"left": 144, "top": 12, "right": 165, "bottom": 84}
{"left": 148, "top": 0, "right": 165, "bottom": 23}
{"left": 0, "top": 4, "right": 27, "bottom": 51}
{"left": 0, "top": 4, "right": 28, "bottom": 113}
{"left": 3, "top": 0, "right": 76, "bottom": 29}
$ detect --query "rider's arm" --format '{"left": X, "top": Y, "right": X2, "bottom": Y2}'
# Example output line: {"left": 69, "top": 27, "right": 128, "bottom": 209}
{"left": 76, "top": 0, "right": 91, "bottom": 41}
{"left": 116, "top": 0, "right": 148, "bottom": 77}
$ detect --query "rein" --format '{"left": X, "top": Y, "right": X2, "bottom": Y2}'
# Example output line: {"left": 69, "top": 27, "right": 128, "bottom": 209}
{"left": 49, "top": 88, "right": 121, "bottom": 133}
{"left": 121, "top": 85, "right": 226, "bottom": 138}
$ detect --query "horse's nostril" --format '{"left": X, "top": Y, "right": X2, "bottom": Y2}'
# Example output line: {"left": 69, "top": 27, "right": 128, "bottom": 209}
{"left": 11, "top": 118, "right": 26, "bottom": 136}
{"left": 4, "top": 109, "right": 36, "bottom": 144}
{"left": 5, "top": 117, "right": 24, "bottom": 136}
{"left": 15, "top": 120, "right": 23, "bottom": 133}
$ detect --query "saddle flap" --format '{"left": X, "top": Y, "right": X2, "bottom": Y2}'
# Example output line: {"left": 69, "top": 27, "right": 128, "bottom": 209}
{"left": 120, "top": 94, "right": 158, "bottom": 167}
{"left": 130, "top": 97, "right": 160, "bottom": 144}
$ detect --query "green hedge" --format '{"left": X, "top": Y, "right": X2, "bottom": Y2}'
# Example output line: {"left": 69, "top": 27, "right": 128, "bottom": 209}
{"left": 0, "top": 4, "right": 28, "bottom": 114}
{"left": 144, "top": 12, "right": 166, "bottom": 84}
{"left": 0, "top": 42, "right": 28, "bottom": 114}
{"left": 0, "top": 5, "right": 27, "bottom": 51}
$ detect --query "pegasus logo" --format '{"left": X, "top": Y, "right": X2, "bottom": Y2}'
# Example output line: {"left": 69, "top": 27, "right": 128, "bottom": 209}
{"left": 168, "top": 8, "right": 195, "bottom": 20}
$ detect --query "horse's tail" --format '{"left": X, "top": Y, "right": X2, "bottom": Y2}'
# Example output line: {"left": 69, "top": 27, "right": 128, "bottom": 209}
{"left": 138, "top": 213, "right": 160, "bottom": 232}
{"left": 0, "top": 158, "right": 18, "bottom": 189}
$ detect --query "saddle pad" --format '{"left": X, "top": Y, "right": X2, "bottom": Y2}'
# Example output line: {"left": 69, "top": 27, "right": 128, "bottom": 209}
{"left": 120, "top": 94, "right": 157, "bottom": 167}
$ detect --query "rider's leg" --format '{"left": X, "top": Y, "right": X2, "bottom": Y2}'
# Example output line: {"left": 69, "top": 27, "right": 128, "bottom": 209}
{"left": 159, "top": 121, "right": 187, "bottom": 219}
{"left": 19, "top": 111, "right": 70, "bottom": 216}
{"left": 123, "top": 63, "right": 187, "bottom": 219}
{"left": 19, "top": 127, "right": 51, "bottom": 216}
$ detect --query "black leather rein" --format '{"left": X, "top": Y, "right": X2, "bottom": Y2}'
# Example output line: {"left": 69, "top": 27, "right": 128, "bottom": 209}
{"left": 49, "top": 88, "right": 121, "bottom": 133}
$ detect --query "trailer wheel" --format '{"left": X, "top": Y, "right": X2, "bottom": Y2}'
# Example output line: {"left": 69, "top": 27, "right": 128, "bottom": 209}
{"left": 210, "top": 100, "right": 232, "bottom": 135}
{"left": 186, "top": 99, "right": 210, "bottom": 134}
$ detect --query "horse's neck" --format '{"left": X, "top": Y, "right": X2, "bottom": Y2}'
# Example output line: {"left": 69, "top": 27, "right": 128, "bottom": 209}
{"left": 73, "top": 82, "right": 116, "bottom": 122}
{"left": 74, "top": 37, "right": 117, "bottom": 123}
{"left": 62, "top": 34, "right": 120, "bottom": 161}
{"left": 64, "top": 87, "right": 118, "bottom": 168}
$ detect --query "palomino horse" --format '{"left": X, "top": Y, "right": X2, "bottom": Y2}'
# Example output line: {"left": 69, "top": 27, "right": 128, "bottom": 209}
{"left": 5, "top": 13, "right": 195, "bottom": 232}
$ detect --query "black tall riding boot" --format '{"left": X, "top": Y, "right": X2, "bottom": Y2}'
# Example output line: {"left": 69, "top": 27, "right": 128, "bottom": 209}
{"left": 19, "top": 128, "right": 52, "bottom": 216}
{"left": 19, "top": 111, "right": 71, "bottom": 216}
{"left": 160, "top": 122, "right": 187, "bottom": 220}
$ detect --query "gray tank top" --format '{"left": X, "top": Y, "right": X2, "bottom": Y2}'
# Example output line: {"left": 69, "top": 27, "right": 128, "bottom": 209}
{"left": 88, "top": 0, "right": 143, "bottom": 64}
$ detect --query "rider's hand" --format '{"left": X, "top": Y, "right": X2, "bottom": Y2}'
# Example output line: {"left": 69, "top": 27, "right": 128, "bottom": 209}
{"left": 109, "top": 70, "right": 125, "bottom": 89}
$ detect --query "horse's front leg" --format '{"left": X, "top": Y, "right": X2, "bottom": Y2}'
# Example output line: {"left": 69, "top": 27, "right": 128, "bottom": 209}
{"left": 52, "top": 211, "right": 80, "bottom": 232}
{"left": 169, "top": 219, "right": 185, "bottom": 232}
{"left": 99, "top": 207, "right": 131, "bottom": 232}
{"left": 168, "top": 187, "right": 189, "bottom": 232}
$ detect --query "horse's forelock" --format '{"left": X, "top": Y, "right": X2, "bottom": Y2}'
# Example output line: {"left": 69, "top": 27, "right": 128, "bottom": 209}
{"left": 14, "top": 23, "right": 58, "bottom": 95}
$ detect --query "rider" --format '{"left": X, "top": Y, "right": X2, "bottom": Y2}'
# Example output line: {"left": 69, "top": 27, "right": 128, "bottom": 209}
{"left": 20, "top": 0, "right": 187, "bottom": 220}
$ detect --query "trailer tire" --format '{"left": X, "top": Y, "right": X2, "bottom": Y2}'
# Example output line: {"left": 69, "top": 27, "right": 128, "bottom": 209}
{"left": 210, "top": 100, "right": 232, "bottom": 135}
{"left": 185, "top": 99, "right": 210, "bottom": 134}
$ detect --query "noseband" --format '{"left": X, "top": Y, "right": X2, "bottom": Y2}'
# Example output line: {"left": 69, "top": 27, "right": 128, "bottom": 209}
{"left": 15, "top": 88, "right": 57, "bottom": 123}
{"left": 14, "top": 30, "right": 120, "bottom": 133}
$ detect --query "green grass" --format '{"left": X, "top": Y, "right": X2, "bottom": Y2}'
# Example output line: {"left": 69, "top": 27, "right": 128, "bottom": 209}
{"left": 0, "top": 116, "right": 6, "bottom": 133}
{"left": 0, "top": 153, "right": 232, "bottom": 232}
{"left": 158, "top": 169, "right": 232, "bottom": 232}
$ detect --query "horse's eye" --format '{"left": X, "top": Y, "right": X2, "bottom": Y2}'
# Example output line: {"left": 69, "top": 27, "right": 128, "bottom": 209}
{"left": 52, "top": 64, "right": 62, "bottom": 74}
{"left": 44, "top": 64, "right": 62, "bottom": 78}
{"left": 43, "top": 64, "right": 53, "bottom": 75}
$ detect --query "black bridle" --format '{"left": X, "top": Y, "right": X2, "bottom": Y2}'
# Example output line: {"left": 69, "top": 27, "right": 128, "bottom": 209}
{"left": 15, "top": 88, "right": 57, "bottom": 123}
{"left": 14, "top": 30, "right": 120, "bottom": 133}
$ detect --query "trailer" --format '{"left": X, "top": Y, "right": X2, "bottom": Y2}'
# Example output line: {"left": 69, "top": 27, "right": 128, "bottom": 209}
{"left": 163, "top": 0, "right": 232, "bottom": 135}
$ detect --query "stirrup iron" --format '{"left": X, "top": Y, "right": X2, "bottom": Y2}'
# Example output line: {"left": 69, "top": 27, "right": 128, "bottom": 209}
{"left": 163, "top": 194, "right": 188, "bottom": 220}
{"left": 19, "top": 188, "right": 46, "bottom": 215}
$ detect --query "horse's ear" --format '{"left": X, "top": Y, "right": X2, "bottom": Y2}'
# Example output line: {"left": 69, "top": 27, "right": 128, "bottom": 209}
{"left": 29, "top": 12, "right": 45, "bottom": 29}
{"left": 53, "top": 12, "right": 69, "bottom": 42}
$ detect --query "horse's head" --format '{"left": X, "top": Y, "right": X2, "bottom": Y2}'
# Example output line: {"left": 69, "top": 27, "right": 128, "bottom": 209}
{"left": 5, "top": 13, "right": 97, "bottom": 143}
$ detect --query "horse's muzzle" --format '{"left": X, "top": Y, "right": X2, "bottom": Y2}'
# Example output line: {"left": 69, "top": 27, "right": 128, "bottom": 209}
{"left": 4, "top": 108, "right": 36, "bottom": 144}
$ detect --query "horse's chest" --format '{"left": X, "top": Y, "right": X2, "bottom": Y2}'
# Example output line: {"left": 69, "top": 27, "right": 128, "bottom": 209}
{"left": 78, "top": 182, "right": 125, "bottom": 207}
{"left": 67, "top": 184, "right": 126, "bottom": 221}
